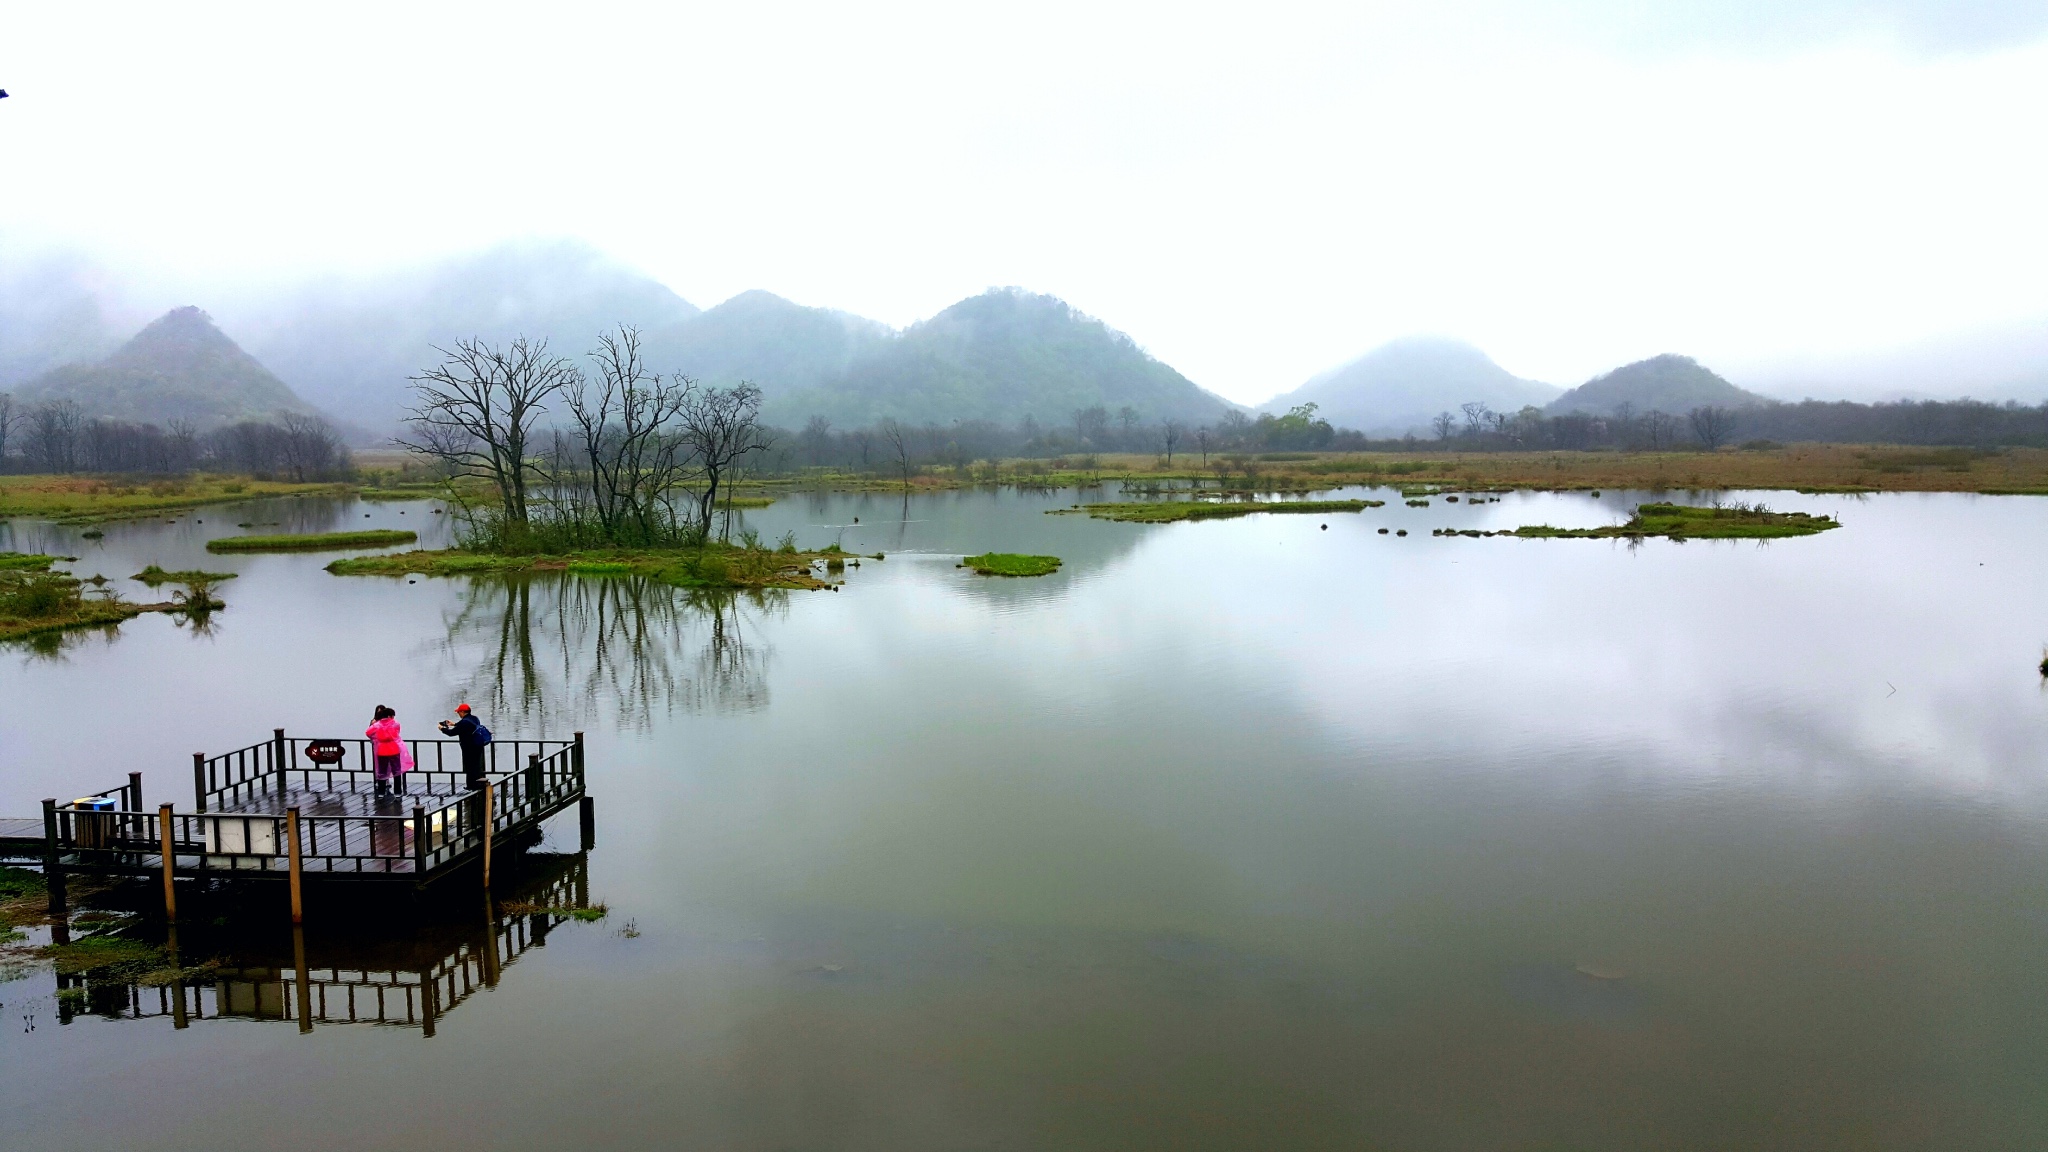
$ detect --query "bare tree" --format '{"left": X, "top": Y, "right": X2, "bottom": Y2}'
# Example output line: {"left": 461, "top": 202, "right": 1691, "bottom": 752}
{"left": 879, "top": 418, "right": 913, "bottom": 490}
{"left": 1195, "top": 426, "right": 1211, "bottom": 466}
{"left": 556, "top": 327, "right": 696, "bottom": 542}
{"left": 1461, "top": 401, "right": 1492, "bottom": 437}
{"left": 1117, "top": 406, "right": 1140, "bottom": 445}
{"left": 850, "top": 429, "right": 873, "bottom": 473}
{"left": 797, "top": 416, "right": 833, "bottom": 466}
{"left": 27, "top": 399, "right": 82, "bottom": 473}
{"left": 0, "top": 392, "right": 17, "bottom": 467}
{"left": 1688, "top": 405, "right": 1734, "bottom": 450}
{"left": 1644, "top": 409, "right": 1678, "bottom": 451}
{"left": 1161, "top": 420, "right": 1185, "bottom": 465}
{"left": 400, "top": 336, "right": 577, "bottom": 527}
{"left": 1432, "top": 411, "right": 1457, "bottom": 442}
{"left": 679, "top": 382, "right": 773, "bottom": 540}
{"left": 276, "top": 412, "right": 348, "bottom": 482}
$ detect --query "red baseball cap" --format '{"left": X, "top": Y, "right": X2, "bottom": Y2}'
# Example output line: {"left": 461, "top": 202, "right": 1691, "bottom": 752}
{"left": 456, "top": 703, "right": 472, "bottom": 713}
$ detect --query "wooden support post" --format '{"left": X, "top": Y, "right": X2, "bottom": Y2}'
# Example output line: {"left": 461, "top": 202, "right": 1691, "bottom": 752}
{"left": 482, "top": 894, "right": 501, "bottom": 987}
{"left": 126, "top": 771, "right": 143, "bottom": 844}
{"left": 41, "top": 798, "right": 66, "bottom": 918}
{"left": 525, "top": 752, "right": 541, "bottom": 809}
{"left": 287, "top": 807, "right": 304, "bottom": 925}
{"left": 192, "top": 752, "right": 207, "bottom": 813}
{"left": 481, "top": 782, "right": 494, "bottom": 890}
{"left": 291, "top": 925, "right": 313, "bottom": 1034}
{"left": 413, "top": 805, "right": 428, "bottom": 876}
{"left": 573, "top": 730, "right": 585, "bottom": 787}
{"left": 275, "top": 728, "right": 288, "bottom": 797}
{"left": 579, "top": 795, "right": 596, "bottom": 852}
{"left": 166, "top": 923, "right": 189, "bottom": 1029}
{"left": 158, "top": 804, "right": 177, "bottom": 923}
{"left": 420, "top": 967, "right": 437, "bottom": 1039}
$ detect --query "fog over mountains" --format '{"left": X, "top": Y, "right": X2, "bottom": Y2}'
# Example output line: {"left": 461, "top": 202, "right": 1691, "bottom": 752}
{"left": 1260, "top": 338, "right": 1562, "bottom": 435}
{"left": 3, "top": 238, "right": 2046, "bottom": 443}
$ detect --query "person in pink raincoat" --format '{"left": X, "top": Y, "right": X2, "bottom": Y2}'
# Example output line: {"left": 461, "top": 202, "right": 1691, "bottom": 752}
{"left": 366, "top": 705, "right": 410, "bottom": 797}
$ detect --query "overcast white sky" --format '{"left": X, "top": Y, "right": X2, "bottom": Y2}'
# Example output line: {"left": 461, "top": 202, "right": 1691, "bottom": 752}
{"left": 4, "top": 1, "right": 2046, "bottom": 404}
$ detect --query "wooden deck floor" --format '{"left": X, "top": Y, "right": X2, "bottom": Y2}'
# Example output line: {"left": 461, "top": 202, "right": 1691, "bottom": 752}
{"left": 213, "top": 780, "right": 476, "bottom": 819}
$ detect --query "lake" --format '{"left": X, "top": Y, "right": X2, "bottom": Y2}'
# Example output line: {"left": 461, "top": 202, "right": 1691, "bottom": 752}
{"left": 3, "top": 485, "right": 2046, "bottom": 1150}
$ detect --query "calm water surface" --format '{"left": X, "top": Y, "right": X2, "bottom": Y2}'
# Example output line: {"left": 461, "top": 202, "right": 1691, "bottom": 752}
{"left": 3, "top": 486, "right": 2047, "bottom": 1150}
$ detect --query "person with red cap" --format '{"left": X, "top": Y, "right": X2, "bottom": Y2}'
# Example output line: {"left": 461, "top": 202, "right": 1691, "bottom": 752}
{"left": 438, "top": 703, "right": 490, "bottom": 788}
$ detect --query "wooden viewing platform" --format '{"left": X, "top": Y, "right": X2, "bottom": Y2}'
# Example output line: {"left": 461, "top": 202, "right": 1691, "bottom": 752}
{"left": 15, "top": 729, "right": 594, "bottom": 913}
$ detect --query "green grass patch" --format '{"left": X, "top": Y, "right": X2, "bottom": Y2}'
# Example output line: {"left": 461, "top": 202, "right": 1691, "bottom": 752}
{"left": 1053, "top": 499, "right": 1374, "bottom": 523}
{"left": 0, "top": 552, "right": 61, "bottom": 571}
{"left": 132, "top": 565, "right": 238, "bottom": 586}
{"left": 1514, "top": 502, "right": 1840, "bottom": 540}
{"left": 960, "top": 553, "right": 1063, "bottom": 577}
{"left": 207, "top": 529, "right": 417, "bottom": 553}
{"left": 500, "top": 900, "right": 608, "bottom": 922}
{"left": 329, "top": 544, "right": 831, "bottom": 591}
{"left": 0, "top": 474, "right": 348, "bottom": 523}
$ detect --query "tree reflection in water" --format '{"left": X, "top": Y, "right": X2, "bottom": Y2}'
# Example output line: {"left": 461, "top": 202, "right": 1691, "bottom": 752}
{"left": 435, "top": 572, "right": 783, "bottom": 731}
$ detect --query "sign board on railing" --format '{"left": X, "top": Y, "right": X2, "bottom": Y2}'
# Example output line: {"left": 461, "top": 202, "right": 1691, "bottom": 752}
{"left": 304, "top": 740, "right": 346, "bottom": 765}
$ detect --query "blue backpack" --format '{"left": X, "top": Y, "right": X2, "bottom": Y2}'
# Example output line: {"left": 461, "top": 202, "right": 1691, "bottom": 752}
{"left": 472, "top": 722, "right": 492, "bottom": 746}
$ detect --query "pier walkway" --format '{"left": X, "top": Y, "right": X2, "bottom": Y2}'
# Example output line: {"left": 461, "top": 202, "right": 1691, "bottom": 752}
{"left": 12, "top": 730, "right": 592, "bottom": 901}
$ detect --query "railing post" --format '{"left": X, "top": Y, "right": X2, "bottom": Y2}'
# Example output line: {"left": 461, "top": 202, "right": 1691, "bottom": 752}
{"left": 525, "top": 753, "right": 541, "bottom": 811}
{"left": 41, "top": 798, "right": 66, "bottom": 917}
{"left": 127, "top": 771, "right": 142, "bottom": 811}
{"left": 573, "top": 732, "right": 585, "bottom": 789}
{"left": 287, "top": 807, "right": 304, "bottom": 925}
{"left": 275, "top": 728, "right": 288, "bottom": 798}
{"left": 192, "top": 752, "right": 207, "bottom": 814}
{"left": 413, "top": 806, "right": 428, "bottom": 876}
{"left": 159, "top": 804, "right": 177, "bottom": 923}
{"left": 481, "top": 782, "right": 494, "bottom": 890}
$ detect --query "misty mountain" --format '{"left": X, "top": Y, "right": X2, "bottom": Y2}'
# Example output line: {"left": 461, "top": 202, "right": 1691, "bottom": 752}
{"left": 772, "top": 288, "right": 1236, "bottom": 429}
{"left": 638, "top": 290, "right": 892, "bottom": 421}
{"left": 15, "top": 307, "right": 318, "bottom": 429}
{"left": 0, "top": 253, "right": 131, "bottom": 387}
{"left": 231, "top": 240, "right": 698, "bottom": 432}
{"left": 1733, "top": 316, "right": 2048, "bottom": 405}
{"left": 1263, "top": 338, "right": 1560, "bottom": 435}
{"left": 1547, "top": 354, "right": 1768, "bottom": 415}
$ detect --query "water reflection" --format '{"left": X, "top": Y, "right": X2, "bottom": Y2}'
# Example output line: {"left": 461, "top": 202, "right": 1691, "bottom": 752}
{"left": 437, "top": 573, "right": 783, "bottom": 730}
{"left": 50, "top": 850, "right": 594, "bottom": 1037}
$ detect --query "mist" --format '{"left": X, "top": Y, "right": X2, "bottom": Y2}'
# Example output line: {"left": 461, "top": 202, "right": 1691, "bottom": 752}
{"left": 4, "top": 1, "right": 2047, "bottom": 408}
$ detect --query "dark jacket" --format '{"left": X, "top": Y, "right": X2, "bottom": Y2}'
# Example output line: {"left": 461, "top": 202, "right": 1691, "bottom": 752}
{"left": 443, "top": 714, "right": 487, "bottom": 772}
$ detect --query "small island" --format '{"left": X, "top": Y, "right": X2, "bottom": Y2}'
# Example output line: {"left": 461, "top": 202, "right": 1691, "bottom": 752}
{"left": 1053, "top": 499, "right": 1377, "bottom": 523}
{"left": 207, "top": 529, "right": 418, "bottom": 553}
{"left": 959, "top": 553, "right": 1063, "bottom": 577}
{"left": 1512, "top": 502, "right": 1839, "bottom": 540}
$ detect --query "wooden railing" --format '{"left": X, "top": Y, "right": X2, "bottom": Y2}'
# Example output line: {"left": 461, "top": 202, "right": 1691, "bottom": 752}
{"left": 195, "top": 733, "right": 574, "bottom": 813}
{"left": 52, "top": 734, "right": 585, "bottom": 880}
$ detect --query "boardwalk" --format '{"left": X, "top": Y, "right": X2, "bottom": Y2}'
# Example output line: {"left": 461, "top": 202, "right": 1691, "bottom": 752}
{"left": 27, "top": 730, "right": 590, "bottom": 897}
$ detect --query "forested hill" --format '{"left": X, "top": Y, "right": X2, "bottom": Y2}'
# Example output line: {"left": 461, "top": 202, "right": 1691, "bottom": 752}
{"left": 17, "top": 307, "right": 317, "bottom": 429}
{"left": 1548, "top": 354, "right": 1768, "bottom": 415}
{"left": 1264, "top": 338, "right": 1560, "bottom": 435}
{"left": 637, "top": 290, "right": 892, "bottom": 422}
{"left": 774, "top": 288, "right": 1236, "bottom": 428}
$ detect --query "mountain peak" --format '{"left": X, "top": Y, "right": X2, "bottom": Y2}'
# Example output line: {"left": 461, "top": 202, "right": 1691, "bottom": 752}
{"left": 18, "top": 307, "right": 316, "bottom": 429}
{"left": 1548, "top": 354, "right": 1768, "bottom": 415}
{"left": 1266, "top": 337, "right": 1560, "bottom": 434}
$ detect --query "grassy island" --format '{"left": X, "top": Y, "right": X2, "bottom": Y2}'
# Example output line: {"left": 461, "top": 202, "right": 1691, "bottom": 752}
{"left": 1053, "top": 499, "right": 1377, "bottom": 523}
{"left": 960, "top": 553, "right": 1063, "bottom": 576}
{"left": 0, "top": 553, "right": 221, "bottom": 643}
{"left": 327, "top": 541, "right": 835, "bottom": 590}
{"left": 0, "top": 475, "right": 351, "bottom": 524}
{"left": 133, "top": 565, "right": 238, "bottom": 586}
{"left": 1512, "top": 502, "right": 1840, "bottom": 540}
{"left": 207, "top": 529, "right": 417, "bottom": 553}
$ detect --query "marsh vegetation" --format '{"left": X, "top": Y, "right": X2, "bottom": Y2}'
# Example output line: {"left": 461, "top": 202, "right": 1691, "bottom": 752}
{"left": 1053, "top": 498, "right": 1374, "bottom": 523}
{"left": 959, "top": 553, "right": 1063, "bottom": 576}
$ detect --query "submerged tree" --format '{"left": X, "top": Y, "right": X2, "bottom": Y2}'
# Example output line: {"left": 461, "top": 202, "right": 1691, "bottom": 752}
{"left": 400, "top": 336, "right": 577, "bottom": 528}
